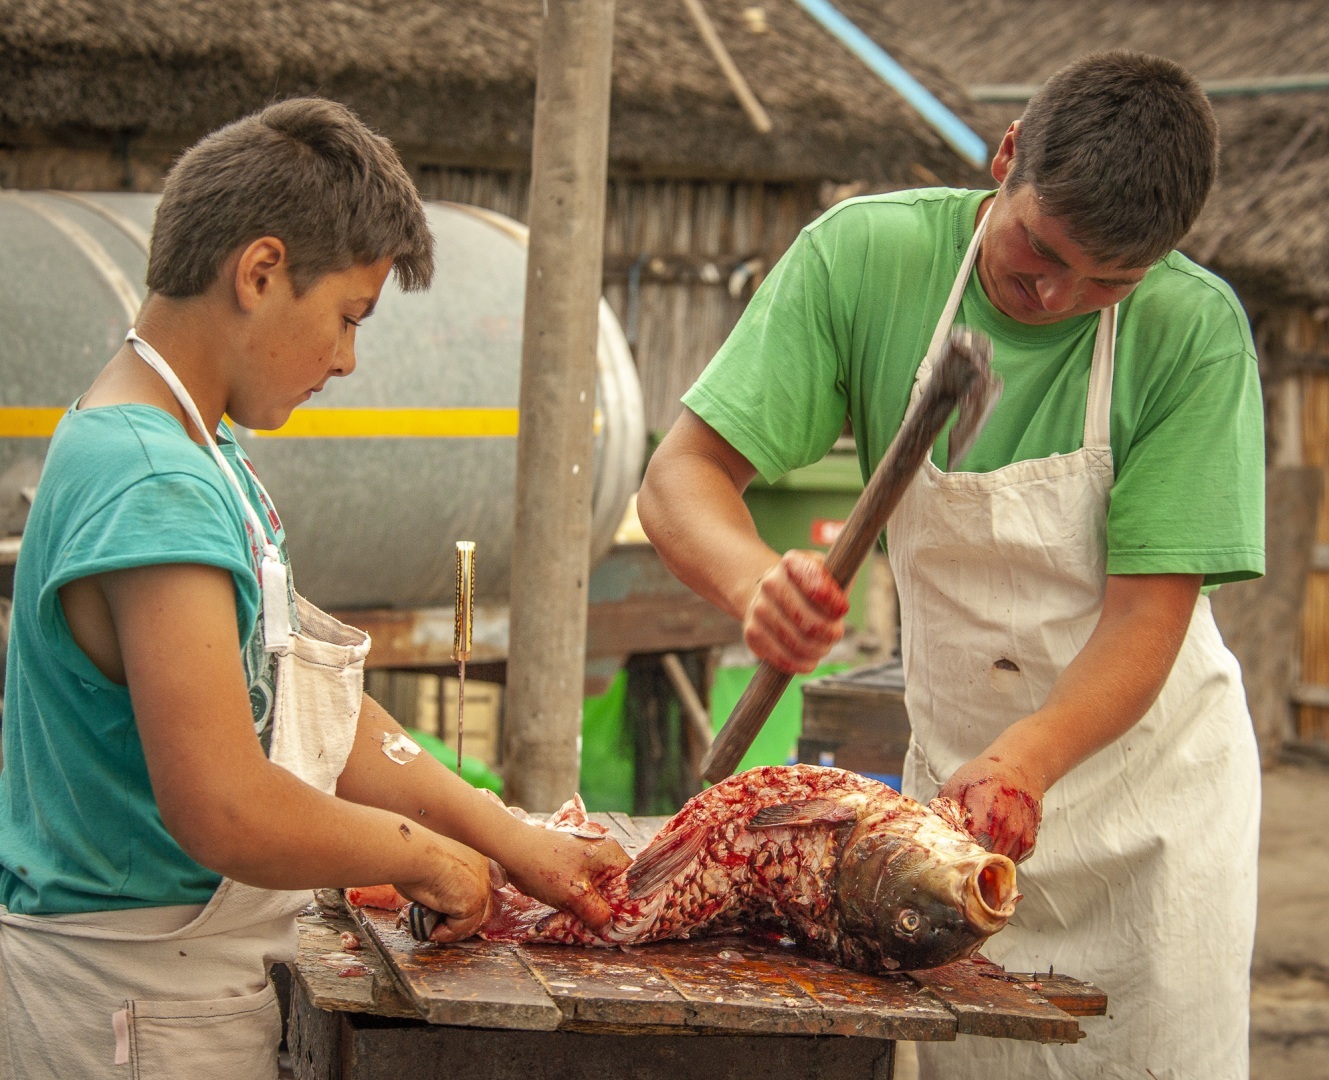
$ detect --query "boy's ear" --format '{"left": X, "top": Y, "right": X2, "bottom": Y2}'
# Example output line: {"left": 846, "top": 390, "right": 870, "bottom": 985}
{"left": 991, "top": 122, "right": 1019, "bottom": 185}
{"left": 234, "top": 237, "right": 289, "bottom": 313}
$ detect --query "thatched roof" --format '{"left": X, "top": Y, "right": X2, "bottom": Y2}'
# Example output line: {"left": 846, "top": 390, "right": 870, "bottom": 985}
{"left": 0, "top": 0, "right": 988, "bottom": 186}
{"left": 882, "top": 0, "right": 1329, "bottom": 305}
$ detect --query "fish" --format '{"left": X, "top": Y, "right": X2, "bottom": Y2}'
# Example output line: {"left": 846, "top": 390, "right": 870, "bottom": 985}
{"left": 358, "top": 764, "right": 1019, "bottom": 974}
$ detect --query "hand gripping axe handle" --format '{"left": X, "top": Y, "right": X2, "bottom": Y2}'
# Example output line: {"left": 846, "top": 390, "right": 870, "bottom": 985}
{"left": 699, "top": 327, "right": 1000, "bottom": 785}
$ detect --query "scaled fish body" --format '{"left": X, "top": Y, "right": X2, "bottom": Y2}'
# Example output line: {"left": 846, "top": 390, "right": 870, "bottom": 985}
{"left": 482, "top": 764, "right": 1019, "bottom": 973}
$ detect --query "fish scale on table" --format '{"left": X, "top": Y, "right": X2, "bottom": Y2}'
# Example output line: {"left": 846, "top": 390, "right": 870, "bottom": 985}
{"left": 347, "top": 764, "right": 1020, "bottom": 974}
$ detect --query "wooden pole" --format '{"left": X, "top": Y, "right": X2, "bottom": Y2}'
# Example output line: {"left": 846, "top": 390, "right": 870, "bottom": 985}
{"left": 503, "top": 0, "right": 616, "bottom": 811}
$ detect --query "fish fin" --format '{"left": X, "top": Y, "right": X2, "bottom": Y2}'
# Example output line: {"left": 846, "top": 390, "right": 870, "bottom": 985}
{"left": 748, "top": 799, "right": 857, "bottom": 830}
{"left": 625, "top": 828, "right": 707, "bottom": 899}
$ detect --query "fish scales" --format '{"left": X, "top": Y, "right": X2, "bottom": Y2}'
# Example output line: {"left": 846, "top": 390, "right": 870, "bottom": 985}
{"left": 351, "top": 766, "right": 1019, "bottom": 973}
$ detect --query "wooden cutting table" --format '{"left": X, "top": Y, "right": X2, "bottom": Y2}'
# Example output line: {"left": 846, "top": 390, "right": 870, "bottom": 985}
{"left": 287, "top": 814, "right": 1106, "bottom": 1080}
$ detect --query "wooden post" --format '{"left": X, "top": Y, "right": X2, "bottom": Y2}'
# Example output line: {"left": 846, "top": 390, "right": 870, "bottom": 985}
{"left": 504, "top": 0, "right": 616, "bottom": 810}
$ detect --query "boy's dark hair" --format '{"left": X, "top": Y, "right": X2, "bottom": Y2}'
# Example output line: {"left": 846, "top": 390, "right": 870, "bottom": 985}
{"left": 147, "top": 97, "right": 433, "bottom": 297}
{"left": 1007, "top": 51, "right": 1219, "bottom": 268}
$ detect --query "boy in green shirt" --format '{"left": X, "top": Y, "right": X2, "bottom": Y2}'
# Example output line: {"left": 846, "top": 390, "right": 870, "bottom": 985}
{"left": 0, "top": 98, "right": 628, "bottom": 1078}
{"left": 641, "top": 52, "right": 1262, "bottom": 1080}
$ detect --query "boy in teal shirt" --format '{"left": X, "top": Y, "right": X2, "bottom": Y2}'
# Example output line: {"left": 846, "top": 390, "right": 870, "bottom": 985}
{"left": 0, "top": 98, "right": 628, "bottom": 1078}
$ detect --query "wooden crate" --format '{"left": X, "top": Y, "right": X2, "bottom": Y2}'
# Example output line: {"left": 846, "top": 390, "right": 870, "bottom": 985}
{"left": 798, "top": 662, "right": 911, "bottom": 782}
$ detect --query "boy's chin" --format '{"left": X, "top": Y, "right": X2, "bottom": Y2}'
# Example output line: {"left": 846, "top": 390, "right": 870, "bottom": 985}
{"left": 230, "top": 406, "right": 297, "bottom": 433}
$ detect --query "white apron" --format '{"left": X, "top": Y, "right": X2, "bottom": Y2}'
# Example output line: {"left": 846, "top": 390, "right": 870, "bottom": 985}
{"left": 894, "top": 217, "right": 1261, "bottom": 1079}
{"left": 0, "top": 332, "right": 370, "bottom": 1079}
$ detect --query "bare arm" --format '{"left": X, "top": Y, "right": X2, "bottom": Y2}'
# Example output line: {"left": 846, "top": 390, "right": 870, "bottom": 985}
{"left": 940, "top": 572, "right": 1203, "bottom": 861}
{"left": 638, "top": 409, "right": 849, "bottom": 673}
{"left": 334, "top": 695, "right": 630, "bottom": 929}
{"left": 97, "top": 564, "right": 493, "bottom": 940}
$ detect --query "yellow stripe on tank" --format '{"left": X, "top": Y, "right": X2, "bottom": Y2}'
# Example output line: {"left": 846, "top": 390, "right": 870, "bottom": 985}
{"left": 0, "top": 408, "right": 67, "bottom": 437}
{"left": 246, "top": 408, "right": 521, "bottom": 438}
{"left": 0, "top": 407, "right": 523, "bottom": 439}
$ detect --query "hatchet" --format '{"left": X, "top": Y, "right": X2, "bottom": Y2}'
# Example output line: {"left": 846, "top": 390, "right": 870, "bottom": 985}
{"left": 699, "top": 327, "right": 1000, "bottom": 785}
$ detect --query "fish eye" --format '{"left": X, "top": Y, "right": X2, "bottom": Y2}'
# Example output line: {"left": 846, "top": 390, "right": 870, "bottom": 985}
{"left": 895, "top": 909, "right": 925, "bottom": 938}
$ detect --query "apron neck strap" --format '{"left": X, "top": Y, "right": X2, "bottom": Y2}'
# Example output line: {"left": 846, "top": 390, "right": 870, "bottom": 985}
{"left": 912, "top": 207, "right": 1118, "bottom": 455}
{"left": 917, "top": 212, "right": 990, "bottom": 383}
{"left": 126, "top": 330, "right": 292, "bottom": 652}
{"left": 1083, "top": 304, "right": 1116, "bottom": 452}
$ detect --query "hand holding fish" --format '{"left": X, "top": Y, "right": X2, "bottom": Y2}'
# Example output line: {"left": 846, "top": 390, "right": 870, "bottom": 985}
{"left": 743, "top": 550, "right": 849, "bottom": 674}
{"left": 391, "top": 836, "right": 493, "bottom": 943}
{"left": 501, "top": 823, "right": 632, "bottom": 931}
{"left": 939, "top": 756, "right": 1044, "bottom": 865}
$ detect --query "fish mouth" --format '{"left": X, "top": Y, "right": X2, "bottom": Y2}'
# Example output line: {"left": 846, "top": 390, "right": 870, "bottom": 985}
{"left": 954, "top": 852, "right": 1019, "bottom": 933}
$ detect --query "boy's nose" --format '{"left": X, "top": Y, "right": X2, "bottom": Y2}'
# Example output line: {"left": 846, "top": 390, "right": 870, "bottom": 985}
{"left": 331, "top": 342, "right": 357, "bottom": 378}
{"left": 1035, "top": 273, "right": 1077, "bottom": 314}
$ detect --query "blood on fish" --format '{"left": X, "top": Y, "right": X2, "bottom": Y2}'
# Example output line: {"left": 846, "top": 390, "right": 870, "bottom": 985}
{"left": 350, "top": 766, "right": 1021, "bottom": 973}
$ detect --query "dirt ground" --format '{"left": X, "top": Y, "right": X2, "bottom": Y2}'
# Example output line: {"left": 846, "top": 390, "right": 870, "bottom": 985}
{"left": 894, "top": 754, "right": 1329, "bottom": 1080}
{"left": 1249, "top": 754, "right": 1329, "bottom": 1080}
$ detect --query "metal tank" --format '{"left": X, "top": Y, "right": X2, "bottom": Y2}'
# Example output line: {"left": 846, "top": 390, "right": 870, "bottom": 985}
{"left": 0, "top": 190, "right": 646, "bottom": 611}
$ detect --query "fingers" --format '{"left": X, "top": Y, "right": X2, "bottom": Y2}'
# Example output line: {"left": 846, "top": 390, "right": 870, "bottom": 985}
{"left": 428, "top": 898, "right": 490, "bottom": 943}
{"left": 564, "top": 882, "right": 616, "bottom": 932}
{"left": 784, "top": 551, "right": 851, "bottom": 619}
{"left": 551, "top": 837, "right": 629, "bottom": 929}
{"left": 744, "top": 552, "right": 848, "bottom": 673}
{"left": 588, "top": 838, "right": 632, "bottom": 879}
{"left": 946, "top": 777, "right": 1042, "bottom": 864}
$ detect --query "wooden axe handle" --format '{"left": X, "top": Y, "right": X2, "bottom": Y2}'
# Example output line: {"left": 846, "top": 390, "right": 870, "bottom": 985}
{"left": 700, "top": 329, "right": 994, "bottom": 784}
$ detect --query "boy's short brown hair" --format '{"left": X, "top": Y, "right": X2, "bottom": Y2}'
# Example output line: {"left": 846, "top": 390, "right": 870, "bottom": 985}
{"left": 147, "top": 97, "right": 433, "bottom": 297}
{"left": 1007, "top": 51, "right": 1219, "bottom": 268}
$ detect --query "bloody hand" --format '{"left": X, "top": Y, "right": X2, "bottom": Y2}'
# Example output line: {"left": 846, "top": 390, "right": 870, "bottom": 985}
{"left": 506, "top": 830, "right": 632, "bottom": 931}
{"left": 939, "top": 757, "right": 1044, "bottom": 864}
{"left": 743, "top": 550, "right": 849, "bottom": 674}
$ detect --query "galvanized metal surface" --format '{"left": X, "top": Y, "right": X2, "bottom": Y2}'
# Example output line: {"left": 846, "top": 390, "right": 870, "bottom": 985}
{"left": 0, "top": 191, "right": 644, "bottom": 612}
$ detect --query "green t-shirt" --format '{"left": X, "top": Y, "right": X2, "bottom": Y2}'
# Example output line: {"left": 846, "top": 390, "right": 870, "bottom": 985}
{"left": 684, "top": 188, "right": 1264, "bottom": 585}
{"left": 0, "top": 405, "right": 295, "bottom": 915}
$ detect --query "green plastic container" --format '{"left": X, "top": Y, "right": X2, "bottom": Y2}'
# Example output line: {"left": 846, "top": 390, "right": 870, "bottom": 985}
{"left": 708, "top": 662, "right": 853, "bottom": 772}
{"left": 578, "top": 672, "right": 636, "bottom": 813}
{"left": 572, "top": 660, "right": 853, "bottom": 814}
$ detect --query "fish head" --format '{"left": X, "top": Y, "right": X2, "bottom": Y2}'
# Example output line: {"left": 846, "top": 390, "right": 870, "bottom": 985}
{"left": 834, "top": 830, "right": 1018, "bottom": 971}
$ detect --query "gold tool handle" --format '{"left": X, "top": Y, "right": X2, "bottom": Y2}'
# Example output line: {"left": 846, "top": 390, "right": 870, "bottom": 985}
{"left": 453, "top": 542, "right": 475, "bottom": 663}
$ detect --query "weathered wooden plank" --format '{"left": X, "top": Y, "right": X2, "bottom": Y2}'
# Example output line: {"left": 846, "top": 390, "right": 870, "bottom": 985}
{"left": 336, "top": 1018, "right": 895, "bottom": 1080}
{"left": 1005, "top": 972, "right": 1108, "bottom": 1017}
{"left": 669, "top": 935, "right": 956, "bottom": 1042}
{"left": 632, "top": 815, "right": 672, "bottom": 843}
{"left": 585, "top": 593, "right": 743, "bottom": 659}
{"left": 351, "top": 905, "right": 561, "bottom": 1030}
{"left": 607, "top": 811, "right": 661, "bottom": 855}
{"left": 1211, "top": 465, "right": 1324, "bottom": 758}
{"left": 755, "top": 944, "right": 957, "bottom": 1042}
{"left": 908, "top": 956, "right": 1084, "bottom": 1044}
{"left": 518, "top": 942, "right": 691, "bottom": 1028}
{"left": 288, "top": 975, "right": 346, "bottom": 1080}
{"left": 292, "top": 908, "right": 419, "bottom": 1018}
{"left": 590, "top": 811, "right": 641, "bottom": 853}
{"left": 611, "top": 937, "right": 847, "bottom": 1036}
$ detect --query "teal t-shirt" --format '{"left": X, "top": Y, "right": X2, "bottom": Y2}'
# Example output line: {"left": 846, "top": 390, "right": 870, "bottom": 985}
{"left": 0, "top": 405, "right": 296, "bottom": 915}
{"left": 684, "top": 188, "right": 1264, "bottom": 585}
